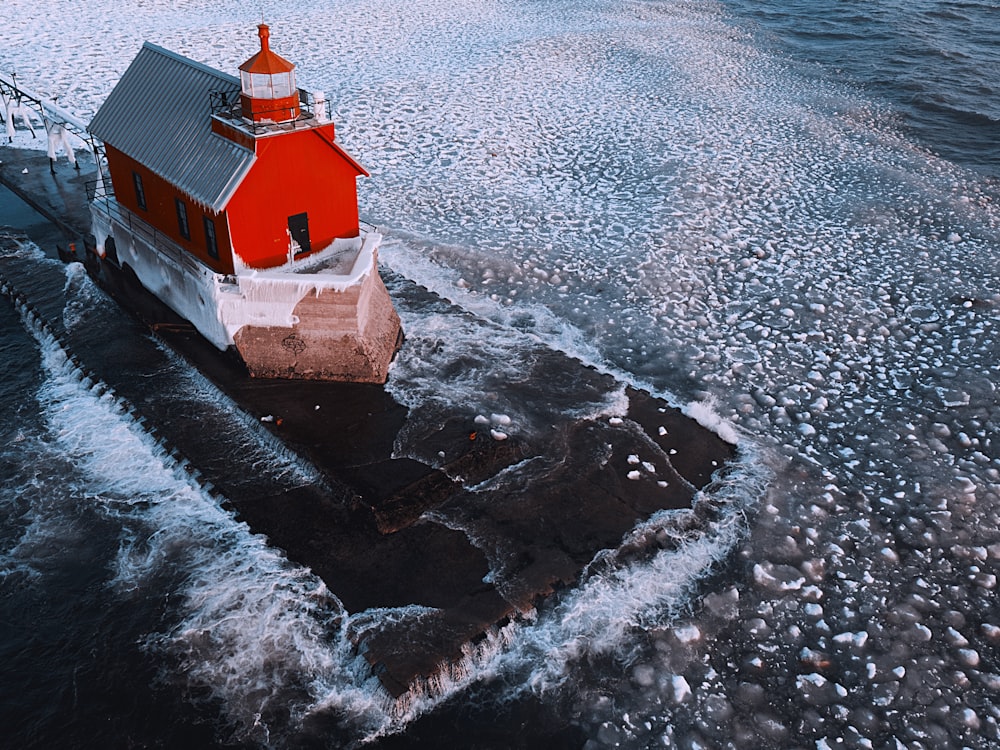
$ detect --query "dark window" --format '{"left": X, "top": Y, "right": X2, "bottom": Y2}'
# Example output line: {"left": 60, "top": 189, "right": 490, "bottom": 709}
{"left": 132, "top": 171, "right": 147, "bottom": 211}
{"left": 288, "top": 212, "right": 311, "bottom": 255}
{"left": 203, "top": 216, "right": 219, "bottom": 259}
{"left": 175, "top": 198, "right": 190, "bottom": 240}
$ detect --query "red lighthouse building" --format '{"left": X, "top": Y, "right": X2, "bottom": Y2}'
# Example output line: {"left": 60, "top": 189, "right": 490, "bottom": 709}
{"left": 88, "top": 25, "right": 402, "bottom": 382}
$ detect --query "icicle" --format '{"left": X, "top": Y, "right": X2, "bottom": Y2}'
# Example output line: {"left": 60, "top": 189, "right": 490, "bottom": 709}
{"left": 60, "top": 124, "right": 77, "bottom": 165}
{"left": 8, "top": 100, "right": 38, "bottom": 138}
{"left": 1, "top": 95, "right": 14, "bottom": 143}
{"left": 44, "top": 117, "right": 59, "bottom": 160}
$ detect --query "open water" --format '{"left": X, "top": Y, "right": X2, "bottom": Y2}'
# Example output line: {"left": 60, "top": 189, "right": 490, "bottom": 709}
{"left": 1, "top": 0, "right": 999, "bottom": 748}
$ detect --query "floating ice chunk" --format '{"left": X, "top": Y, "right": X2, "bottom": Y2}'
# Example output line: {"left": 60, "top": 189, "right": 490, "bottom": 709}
{"left": 932, "top": 422, "right": 952, "bottom": 437}
{"left": 632, "top": 664, "right": 656, "bottom": 687}
{"left": 642, "top": 461, "right": 656, "bottom": 473}
{"left": 880, "top": 547, "right": 899, "bottom": 564}
{"left": 833, "top": 631, "right": 869, "bottom": 648}
{"left": 672, "top": 675, "right": 691, "bottom": 703}
{"left": 800, "top": 559, "right": 824, "bottom": 581}
{"left": 754, "top": 391, "right": 777, "bottom": 408}
{"left": 657, "top": 480, "right": 669, "bottom": 488}
{"left": 753, "top": 562, "right": 805, "bottom": 592}
{"left": 947, "top": 232, "right": 962, "bottom": 244}
{"left": 957, "top": 648, "right": 980, "bottom": 667}
{"left": 490, "top": 429, "right": 508, "bottom": 441}
{"left": 628, "top": 454, "right": 641, "bottom": 465}
{"left": 981, "top": 624, "right": 1000, "bottom": 640}
{"left": 703, "top": 586, "right": 739, "bottom": 619}
{"left": 474, "top": 414, "right": 491, "bottom": 426}
{"left": 674, "top": 624, "right": 701, "bottom": 644}
{"left": 490, "top": 413, "right": 511, "bottom": 426}
{"left": 798, "top": 423, "right": 816, "bottom": 437}
{"left": 260, "top": 414, "right": 275, "bottom": 422}
{"left": 981, "top": 673, "right": 1000, "bottom": 690}
{"left": 937, "top": 387, "right": 970, "bottom": 407}
{"left": 957, "top": 476, "right": 976, "bottom": 495}
{"left": 658, "top": 426, "right": 667, "bottom": 436}
{"left": 797, "top": 673, "right": 826, "bottom": 688}
{"left": 959, "top": 708, "right": 980, "bottom": 729}
{"left": 609, "top": 417, "right": 623, "bottom": 425}
{"left": 945, "top": 627, "right": 969, "bottom": 647}
{"left": 906, "top": 304, "right": 939, "bottom": 323}
{"left": 627, "top": 470, "right": 641, "bottom": 480}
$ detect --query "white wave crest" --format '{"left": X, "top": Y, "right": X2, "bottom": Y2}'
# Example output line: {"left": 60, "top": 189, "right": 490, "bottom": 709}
{"left": 684, "top": 396, "right": 742, "bottom": 446}
{"left": 499, "top": 447, "right": 769, "bottom": 694}
{"left": 13, "top": 297, "right": 370, "bottom": 743}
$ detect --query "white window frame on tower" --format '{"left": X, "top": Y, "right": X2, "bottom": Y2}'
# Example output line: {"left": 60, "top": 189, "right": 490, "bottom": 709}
{"left": 241, "top": 70, "right": 296, "bottom": 99}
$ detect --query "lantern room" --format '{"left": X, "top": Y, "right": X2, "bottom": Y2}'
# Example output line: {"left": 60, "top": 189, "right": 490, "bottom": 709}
{"left": 239, "top": 24, "right": 299, "bottom": 123}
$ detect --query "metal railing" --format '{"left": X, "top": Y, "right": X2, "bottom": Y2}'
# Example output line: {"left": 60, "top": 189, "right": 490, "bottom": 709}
{"left": 208, "top": 87, "right": 331, "bottom": 135}
{"left": 86, "top": 180, "right": 211, "bottom": 278}
{"left": 0, "top": 72, "right": 104, "bottom": 163}
{"left": 85, "top": 178, "right": 111, "bottom": 203}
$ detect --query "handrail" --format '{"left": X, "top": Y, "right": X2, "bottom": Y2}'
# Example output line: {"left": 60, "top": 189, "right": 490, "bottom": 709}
{"left": 207, "top": 87, "right": 331, "bottom": 135}
{"left": 89, "top": 191, "right": 210, "bottom": 278}
{"left": 0, "top": 72, "right": 101, "bottom": 153}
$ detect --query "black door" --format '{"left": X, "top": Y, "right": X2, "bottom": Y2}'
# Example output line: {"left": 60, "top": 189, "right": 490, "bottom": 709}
{"left": 288, "top": 212, "right": 311, "bottom": 255}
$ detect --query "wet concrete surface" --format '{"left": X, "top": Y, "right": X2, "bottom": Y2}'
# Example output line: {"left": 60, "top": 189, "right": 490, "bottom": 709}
{"left": 0, "top": 144, "right": 738, "bottom": 698}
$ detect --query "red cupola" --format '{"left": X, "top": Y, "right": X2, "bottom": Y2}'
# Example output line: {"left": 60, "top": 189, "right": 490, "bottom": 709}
{"left": 238, "top": 24, "right": 300, "bottom": 123}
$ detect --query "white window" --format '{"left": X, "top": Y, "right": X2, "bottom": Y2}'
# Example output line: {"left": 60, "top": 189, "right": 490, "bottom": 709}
{"left": 241, "top": 71, "right": 296, "bottom": 99}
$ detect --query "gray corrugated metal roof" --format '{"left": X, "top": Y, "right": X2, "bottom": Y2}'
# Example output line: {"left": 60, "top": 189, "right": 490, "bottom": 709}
{"left": 89, "top": 42, "right": 255, "bottom": 212}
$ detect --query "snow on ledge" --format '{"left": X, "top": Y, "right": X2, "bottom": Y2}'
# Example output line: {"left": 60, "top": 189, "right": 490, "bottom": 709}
{"left": 215, "top": 232, "right": 381, "bottom": 342}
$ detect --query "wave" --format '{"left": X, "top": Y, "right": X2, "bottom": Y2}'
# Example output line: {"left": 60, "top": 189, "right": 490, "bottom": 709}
{"left": 1, "top": 239, "right": 767, "bottom": 746}
{"left": 503, "top": 446, "right": 770, "bottom": 695}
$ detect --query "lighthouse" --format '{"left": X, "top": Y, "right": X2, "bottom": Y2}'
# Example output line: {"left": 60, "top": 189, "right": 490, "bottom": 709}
{"left": 88, "top": 24, "right": 402, "bottom": 382}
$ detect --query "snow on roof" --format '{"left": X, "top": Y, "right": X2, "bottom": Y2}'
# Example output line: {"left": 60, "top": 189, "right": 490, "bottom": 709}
{"left": 88, "top": 42, "right": 256, "bottom": 213}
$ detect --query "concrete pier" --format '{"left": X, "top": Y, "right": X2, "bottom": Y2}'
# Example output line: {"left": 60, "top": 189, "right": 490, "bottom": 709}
{"left": 0, "top": 143, "right": 738, "bottom": 698}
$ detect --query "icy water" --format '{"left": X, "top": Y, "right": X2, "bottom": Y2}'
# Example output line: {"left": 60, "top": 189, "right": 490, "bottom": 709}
{"left": 2, "top": 0, "right": 1000, "bottom": 748}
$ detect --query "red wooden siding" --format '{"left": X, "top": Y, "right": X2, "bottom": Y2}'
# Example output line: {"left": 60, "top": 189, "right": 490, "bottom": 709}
{"left": 225, "top": 123, "right": 363, "bottom": 269}
{"left": 105, "top": 145, "right": 236, "bottom": 274}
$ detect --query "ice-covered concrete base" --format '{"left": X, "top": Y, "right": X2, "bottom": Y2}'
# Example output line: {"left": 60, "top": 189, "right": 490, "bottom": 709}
{"left": 91, "top": 199, "right": 402, "bottom": 383}
{"left": 234, "top": 268, "right": 402, "bottom": 382}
